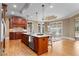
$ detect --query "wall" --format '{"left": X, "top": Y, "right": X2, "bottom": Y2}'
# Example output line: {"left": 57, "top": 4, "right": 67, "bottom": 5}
{"left": 63, "top": 17, "right": 76, "bottom": 40}
{"left": 31, "top": 21, "right": 49, "bottom": 34}
{"left": 0, "top": 14, "right": 1, "bottom": 39}
{"left": 63, "top": 19, "right": 70, "bottom": 37}
{"left": 69, "top": 18, "right": 75, "bottom": 38}
{"left": 5, "top": 17, "right": 9, "bottom": 39}
{"left": 32, "top": 21, "right": 38, "bottom": 34}
{"left": 44, "top": 22, "right": 49, "bottom": 34}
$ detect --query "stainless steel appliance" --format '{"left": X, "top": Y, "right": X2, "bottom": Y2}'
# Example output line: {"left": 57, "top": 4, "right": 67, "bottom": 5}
{"left": 29, "top": 36, "right": 34, "bottom": 50}
{"left": 0, "top": 19, "right": 6, "bottom": 55}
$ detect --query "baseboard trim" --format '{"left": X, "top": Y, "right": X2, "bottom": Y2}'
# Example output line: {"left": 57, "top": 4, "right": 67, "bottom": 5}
{"left": 62, "top": 36, "right": 75, "bottom": 40}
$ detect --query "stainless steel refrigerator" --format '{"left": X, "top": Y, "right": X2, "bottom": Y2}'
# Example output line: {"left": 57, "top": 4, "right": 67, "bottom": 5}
{"left": 0, "top": 18, "right": 6, "bottom": 55}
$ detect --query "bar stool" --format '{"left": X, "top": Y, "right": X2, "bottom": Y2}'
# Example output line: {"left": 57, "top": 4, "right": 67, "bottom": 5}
{"left": 48, "top": 33, "right": 56, "bottom": 47}
{"left": 48, "top": 34, "right": 53, "bottom": 47}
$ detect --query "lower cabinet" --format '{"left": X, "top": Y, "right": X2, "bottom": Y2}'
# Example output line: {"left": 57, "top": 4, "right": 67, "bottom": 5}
{"left": 9, "top": 32, "right": 22, "bottom": 40}
{"left": 21, "top": 34, "right": 49, "bottom": 55}
{"left": 33, "top": 36, "right": 49, "bottom": 55}
{"left": 15, "top": 32, "right": 22, "bottom": 39}
{"left": 9, "top": 32, "right": 15, "bottom": 40}
{"left": 21, "top": 34, "right": 29, "bottom": 46}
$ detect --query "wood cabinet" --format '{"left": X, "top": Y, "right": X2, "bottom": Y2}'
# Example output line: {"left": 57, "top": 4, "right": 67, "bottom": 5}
{"left": 9, "top": 32, "right": 22, "bottom": 40}
{"left": 33, "top": 36, "right": 49, "bottom": 55}
{"left": 9, "top": 32, "right": 15, "bottom": 40}
{"left": 9, "top": 16, "right": 27, "bottom": 28}
{"left": 15, "top": 32, "right": 22, "bottom": 39}
{"left": 21, "top": 34, "right": 49, "bottom": 55}
{"left": 21, "top": 34, "right": 29, "bottom": 46}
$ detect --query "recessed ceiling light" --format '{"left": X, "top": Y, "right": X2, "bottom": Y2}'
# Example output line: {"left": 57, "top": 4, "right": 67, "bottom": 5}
{"left": 30, "top": 16, "right": 33, "bottom": 18}
{"left": 50, "top": 5, "right": 54, "bottom": 8}
{"left": 11, "top": 11, "right": 15, "bottom": 15}
{"left": 13, "top": 4, "right": 17, "bottom": 8}
{"left": 1, "top": 9, "right": 3, "bottom": 11}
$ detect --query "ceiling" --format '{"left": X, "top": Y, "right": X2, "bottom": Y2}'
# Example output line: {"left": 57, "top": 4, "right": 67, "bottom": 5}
{"left": 3, "top": 3, "right": 79, "bottom": 21}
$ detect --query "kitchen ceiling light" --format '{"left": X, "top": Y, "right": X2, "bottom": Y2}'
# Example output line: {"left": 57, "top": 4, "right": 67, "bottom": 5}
{"left": 50, "top": 5, "right": 53, "bottom": 8}
{"left": 11, "top": 11, "right": 15, "bottom": 15}
{"left": 42, "top": 4, "right": 45, "bottom": 20}
{"left": 13, "top": 4, "right": 17, "bottom": 8}
{"left": 1, "top": 9, "right": 3, "bottom": 11}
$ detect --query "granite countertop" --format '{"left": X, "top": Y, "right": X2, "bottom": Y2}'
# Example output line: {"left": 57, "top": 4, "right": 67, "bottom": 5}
{"left": 9, "top": 28, "right": 27, "bottom": 33}
{"left": 23, "top": 33, "right": 50, "bottom": 37}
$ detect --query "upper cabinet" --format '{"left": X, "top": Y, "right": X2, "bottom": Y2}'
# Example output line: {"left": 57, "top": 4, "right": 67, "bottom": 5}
{"left": 9, "top": 16, "right": 27, "bottom": 29}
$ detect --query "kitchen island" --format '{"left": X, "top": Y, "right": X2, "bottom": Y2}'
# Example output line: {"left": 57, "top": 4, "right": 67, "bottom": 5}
{"left": 21, "top": 33, "right": 49, "bottom": 55}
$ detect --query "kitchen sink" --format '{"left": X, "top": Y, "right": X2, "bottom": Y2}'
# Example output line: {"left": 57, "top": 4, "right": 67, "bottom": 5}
{"left": 37, "top": 34, "right": 44, "bottom": 35}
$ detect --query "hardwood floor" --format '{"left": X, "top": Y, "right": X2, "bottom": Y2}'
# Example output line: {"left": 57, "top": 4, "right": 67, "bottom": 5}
{"left": 3, "top": 39, "right": 79, "bottom": 56}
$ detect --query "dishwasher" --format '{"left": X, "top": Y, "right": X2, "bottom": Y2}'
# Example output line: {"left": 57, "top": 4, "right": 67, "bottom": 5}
{"left": 29, "top": 36, "right": 34, "bottom": 50}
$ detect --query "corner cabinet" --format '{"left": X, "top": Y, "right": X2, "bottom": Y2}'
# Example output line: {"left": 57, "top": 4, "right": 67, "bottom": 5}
{"left": 21, "top": 34, "right": 29, "bottom": 46}
{"left": 33, "top": 36, "right": 49, "bottom": 55}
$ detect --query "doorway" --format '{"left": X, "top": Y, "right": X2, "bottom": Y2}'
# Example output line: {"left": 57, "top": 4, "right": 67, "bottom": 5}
{"left": 48, "top": 21, "right": 63, "bottom": 41}
{"left": 75, "top": 18, "right": 79, "bottom": 40}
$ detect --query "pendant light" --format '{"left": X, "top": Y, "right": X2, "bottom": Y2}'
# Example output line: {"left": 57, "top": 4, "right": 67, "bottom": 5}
{"left": 36, "top": 12, "right": 38, "bottom": 20}
{"left": 42, "top": 4, "right": 45, "bottom": 21}
{"left": 40, "top": 4, "right": 45, "bottom": 34}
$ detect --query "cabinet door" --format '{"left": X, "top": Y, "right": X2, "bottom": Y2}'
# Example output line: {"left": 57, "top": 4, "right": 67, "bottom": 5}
{"left": 15, "top": 32, "right": 22, "bottom": 39}
{"left": 9, "top": 32, "right": 15, "bottom": 40}
{"left": 22, "top": 34, "right": 26, "bottom": 44}
{"left": 22, "top": 34, "right": 25, "bottom": 42}
{"left": 38, "top": 37, "right": 48, "bottom": 54}
{"left": 24, "top": 35, "right": 29, "bottom": 46}
{"left": 38, "top": 38, "right": 45, "bottom": 54}
{"left": 22, "top": 34, "right": 29, "bottom": 46}
{"left": 43, "top": 37, "right": 48, "bottom": 51}
{"left": 33, "top": 37, "right": 48, "bottom": 55}
{"left": 33, "top": 37, "right": 38, "bottom": 52}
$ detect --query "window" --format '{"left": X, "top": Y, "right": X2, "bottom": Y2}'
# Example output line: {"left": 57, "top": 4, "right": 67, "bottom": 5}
{"left": 38, "top": 23, "right": 45, "bottom": 34}
{"left": 28, "top": 22, "right": 32, "bottom": 33}
{"left": 75, "top": 18, "right": 79, "bottom": 38}
{"left": 48, "top": 21, "right": 63, "bottom": 38}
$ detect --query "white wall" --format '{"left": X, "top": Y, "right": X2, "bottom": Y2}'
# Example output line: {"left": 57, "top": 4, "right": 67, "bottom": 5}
{"left": 0, "top": 4, "right": 1, "bottom": 41}
{"left": 0, "top": 13, "right": 1, "bottom": 41}
{"left": 63, "top": 19, "right": 70, "bottom": 37}
{"left": 63, "top": 18, "right": 75, "bottom": 40}
{"left": 69, "top": 19, "right": 75, "bottom": 38}
{"left": 5, "top": 18, "right": 9, "bottom": 39}
{"left": 32, "top": 21, "right": 39, "bottom": 34}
